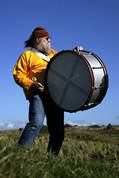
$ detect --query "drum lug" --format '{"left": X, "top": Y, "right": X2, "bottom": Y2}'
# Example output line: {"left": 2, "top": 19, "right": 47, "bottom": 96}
{"left": 93, "top": 86, "right": 107, "bottom": 90}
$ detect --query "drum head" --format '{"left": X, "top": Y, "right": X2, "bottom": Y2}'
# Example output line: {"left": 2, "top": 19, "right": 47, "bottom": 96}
{"left": 45, "top": 50, "right": 93, "bottom": 112}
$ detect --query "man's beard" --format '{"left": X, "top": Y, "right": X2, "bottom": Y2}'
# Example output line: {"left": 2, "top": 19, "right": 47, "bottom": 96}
{"left": 39, "top": 43, "right": 52, "bottom": 55}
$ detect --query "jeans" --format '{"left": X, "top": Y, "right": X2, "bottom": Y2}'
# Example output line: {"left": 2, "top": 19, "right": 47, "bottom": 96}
{"left": 18, "top": 92, "right": 64, "bottom": 154}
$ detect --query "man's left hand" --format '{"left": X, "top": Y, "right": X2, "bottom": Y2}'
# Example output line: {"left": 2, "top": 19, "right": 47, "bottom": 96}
{"left": 74, "top": 46, "right": 83, "bottom": 54}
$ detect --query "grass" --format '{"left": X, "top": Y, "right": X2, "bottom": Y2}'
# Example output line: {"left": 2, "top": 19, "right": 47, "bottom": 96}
{"left": 0, "top": 125, "right": 119, "bottom": 178}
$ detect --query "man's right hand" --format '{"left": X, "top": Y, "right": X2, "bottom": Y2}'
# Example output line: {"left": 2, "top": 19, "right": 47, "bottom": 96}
{"left": 29, "top": 82, "right": 44, "bottom": 93}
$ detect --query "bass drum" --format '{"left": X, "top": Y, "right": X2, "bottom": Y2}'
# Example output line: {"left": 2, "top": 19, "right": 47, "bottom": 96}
{"left": 45, "top": 50, "right": 108, "bottom": 112}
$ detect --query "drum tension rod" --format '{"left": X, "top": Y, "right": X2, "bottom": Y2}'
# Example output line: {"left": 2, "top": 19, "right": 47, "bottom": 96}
{"left": 92, "top": 67, "right": 104, "bottom": 69}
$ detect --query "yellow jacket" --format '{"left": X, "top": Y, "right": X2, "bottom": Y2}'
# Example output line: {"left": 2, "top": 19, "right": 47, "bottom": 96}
{"left": 13, "top": 49, "right": 57, "bottom": 98}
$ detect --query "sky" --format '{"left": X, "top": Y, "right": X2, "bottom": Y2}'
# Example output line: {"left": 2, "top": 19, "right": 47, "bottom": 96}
{"left": 0, "top": 0, "right": 119, "bottom": 127}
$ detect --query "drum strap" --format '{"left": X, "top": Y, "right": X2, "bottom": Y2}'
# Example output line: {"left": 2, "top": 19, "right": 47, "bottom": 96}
{"left": 31, "top": 48, "right": 50, "bottom": 62}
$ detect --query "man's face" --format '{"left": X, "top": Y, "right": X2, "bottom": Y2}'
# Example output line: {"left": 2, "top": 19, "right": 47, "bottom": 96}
{"left": 36, "top": 36, "right": 51, "bottom": 55}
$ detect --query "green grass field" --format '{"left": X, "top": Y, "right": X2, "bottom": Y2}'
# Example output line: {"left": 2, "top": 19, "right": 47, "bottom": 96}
{"left": 0, "top": 125, "right": 119, "bottom": 178}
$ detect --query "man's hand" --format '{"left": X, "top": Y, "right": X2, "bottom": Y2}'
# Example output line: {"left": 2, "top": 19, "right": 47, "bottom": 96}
{"left": 74, "top": 46, "right": 84, "bottom": 55}
{"left": 33, "top": 82, "right": 44, "bottom": 92}
{"left": 30, "top": 76, "right": 44, "bottom": 92}
{"left": 29, "top": 82, "right": 44, "bottom": 93}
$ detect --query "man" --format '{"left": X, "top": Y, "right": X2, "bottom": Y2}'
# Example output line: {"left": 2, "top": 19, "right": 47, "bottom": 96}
{"left": 13, "top": 26, "right": 82, "bottom": 155}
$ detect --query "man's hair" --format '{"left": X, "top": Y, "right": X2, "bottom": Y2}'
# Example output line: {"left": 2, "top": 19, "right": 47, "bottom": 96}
{"left": 24, "top": 27, "right": 49, "bottom": 48}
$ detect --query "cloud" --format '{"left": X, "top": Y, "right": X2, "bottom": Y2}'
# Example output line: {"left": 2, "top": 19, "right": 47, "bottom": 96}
{"left": 7, "top": 123, "right": 14, "bottom": 129}
{"left": 0, "top": 121, "right": 25, "bottom": 130}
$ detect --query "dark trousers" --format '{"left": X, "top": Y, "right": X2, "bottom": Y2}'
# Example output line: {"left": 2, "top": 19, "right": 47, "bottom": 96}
{"left": 44, "top": 93, "right": 64, "bottom": 154}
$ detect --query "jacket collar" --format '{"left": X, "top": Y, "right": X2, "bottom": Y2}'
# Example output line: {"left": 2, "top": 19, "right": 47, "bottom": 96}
{"left": 31, "top": 48, "right": 50, "bottom": 62}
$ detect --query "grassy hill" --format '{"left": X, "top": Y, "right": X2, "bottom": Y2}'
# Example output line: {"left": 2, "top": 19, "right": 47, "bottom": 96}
{"left": 0, "top": 125, "right": 119, "bottom": 178}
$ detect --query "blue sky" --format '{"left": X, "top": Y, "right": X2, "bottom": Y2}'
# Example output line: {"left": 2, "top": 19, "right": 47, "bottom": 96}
{"left": 0, "top": 0, "right": 119, "bottom": 126}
